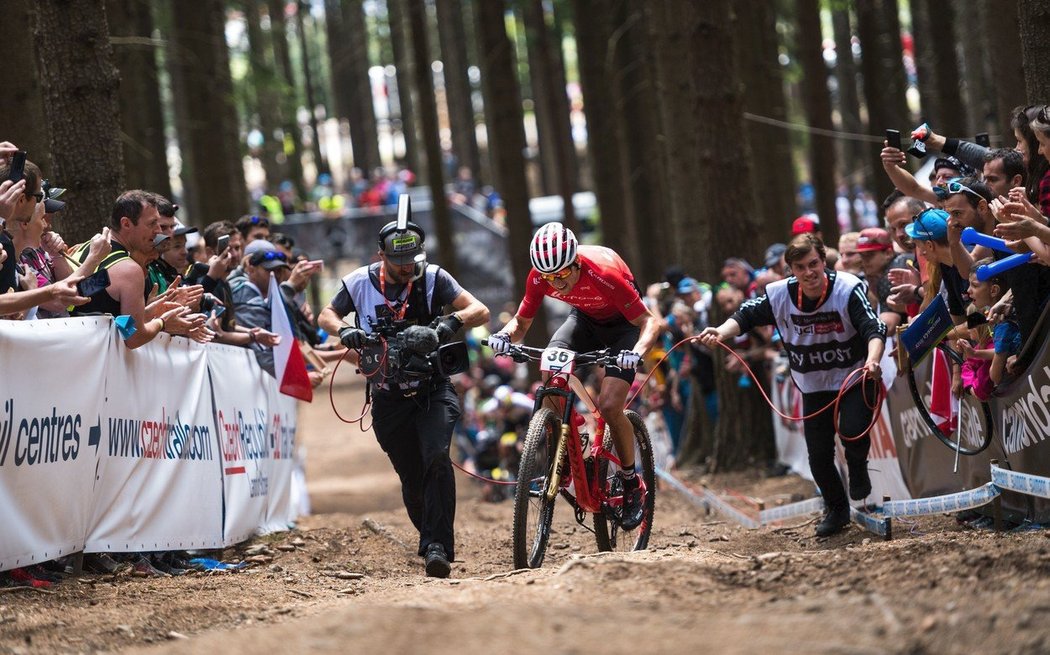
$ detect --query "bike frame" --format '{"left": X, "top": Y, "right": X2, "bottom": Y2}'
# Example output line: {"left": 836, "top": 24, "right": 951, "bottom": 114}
{"left": 533, "top": 371, "right": 622, "bottom": 514}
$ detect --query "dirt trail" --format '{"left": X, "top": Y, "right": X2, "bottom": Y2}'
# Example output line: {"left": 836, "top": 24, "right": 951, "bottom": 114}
{"left": 3, "top": 379, "right": 1050, "bottom": 654}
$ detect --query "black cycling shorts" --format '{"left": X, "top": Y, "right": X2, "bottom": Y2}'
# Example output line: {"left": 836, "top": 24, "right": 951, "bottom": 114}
{"left": 549, "top": 309, "right": 640, "bottom": 384}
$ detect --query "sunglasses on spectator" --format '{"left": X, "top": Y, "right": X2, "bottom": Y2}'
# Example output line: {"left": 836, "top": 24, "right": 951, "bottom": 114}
{"left": 945, "top": 178, "right": 983, "bottom": 200}
{"left": 250, "top": 250, "right": 287, "bottom": 265}
{"left": 539, "top": 265, "right": 575, "bottom": 282}
{"left": 1039, "top": 105, "right": 1050, "bottom": 125}
{"left": 248, "top": 215, "right": 268, "bottom": 226}
{"left": 26, "top": 191, "right": 44, "bottom": 202}
{"left": 41, "top": 179, "right": 66, "bottom": 200}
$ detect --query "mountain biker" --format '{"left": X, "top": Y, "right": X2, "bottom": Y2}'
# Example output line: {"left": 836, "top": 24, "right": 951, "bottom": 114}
{"left": 699, "top": 233, "right": 886, "bottom": 537}
{"left": 489, "top": 223, "right": 661, "bottom": 530}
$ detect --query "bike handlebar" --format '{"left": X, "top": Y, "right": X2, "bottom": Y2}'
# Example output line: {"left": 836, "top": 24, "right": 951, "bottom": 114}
{"left": 484, "top": 338, "right": 618, "bottom": 368}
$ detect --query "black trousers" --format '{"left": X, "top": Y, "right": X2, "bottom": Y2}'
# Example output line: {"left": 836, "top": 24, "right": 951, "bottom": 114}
{"left": 800, "top": 378, "right": 877, "bottom": 512}
{"left": 371, "top": 380, "right": 461, "bottom": 560}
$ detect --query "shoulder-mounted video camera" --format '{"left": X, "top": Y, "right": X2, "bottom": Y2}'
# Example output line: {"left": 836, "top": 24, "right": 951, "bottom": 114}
{"left": 362, "top": 315, "right": 469, "bottom": 383}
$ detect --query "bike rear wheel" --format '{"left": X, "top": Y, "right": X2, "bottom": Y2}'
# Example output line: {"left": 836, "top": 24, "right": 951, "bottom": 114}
{"left": 906, "top": 344, "right": 994, "bottom": 455}
{"left": 512, "top": 408, "right": 561, "bottom": 569}
{"left": 594, "top": 410, "right": 655, "bottom": 552}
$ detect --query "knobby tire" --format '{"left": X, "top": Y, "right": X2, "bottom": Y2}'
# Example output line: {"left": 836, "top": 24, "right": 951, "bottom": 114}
{"left": 594, "top": 410, "right": 656, "bottom": 552}
{"left": 512, "top": 408, "right": 561, "bottom": 569}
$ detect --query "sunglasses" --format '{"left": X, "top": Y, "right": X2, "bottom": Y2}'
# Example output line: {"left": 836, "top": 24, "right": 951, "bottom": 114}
{"left": 27, "top": 191, "right": 44, "bottom": 202}
{"left": 539, "top": 266, "right": 575, "bottom": 282}
{"left": 1039, "top": 105, "right": 1050, "bottom": 125}
{"left": 248, "top": 215, "right": 268, "bottom": 226}
{"left": 945, "top": 178, "right": 984, "bottom": 200}
{"left": 250, "top": 250, "right": 287, "bottom": 265}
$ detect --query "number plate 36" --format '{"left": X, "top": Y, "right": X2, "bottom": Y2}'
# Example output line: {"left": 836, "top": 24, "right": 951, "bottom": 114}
{"left": 540, "top": 347, "right": 576, "bottom": 375}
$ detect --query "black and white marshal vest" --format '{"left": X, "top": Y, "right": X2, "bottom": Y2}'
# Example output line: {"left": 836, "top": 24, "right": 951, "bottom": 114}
{"left": 767, "top": 271, "right": 868, "bottom": 394}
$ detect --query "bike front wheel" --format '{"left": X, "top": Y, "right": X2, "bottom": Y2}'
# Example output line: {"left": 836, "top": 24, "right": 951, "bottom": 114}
{"left": 594, "top": 410, "right": 655, "bottom": 553}
{"left": 512, "top": 408, "right": 561, "bottom": 569}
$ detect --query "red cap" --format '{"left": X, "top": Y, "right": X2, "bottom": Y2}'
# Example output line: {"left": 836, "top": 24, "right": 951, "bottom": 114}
{"left": 791, "top": 216, "right": 820, "bottom": 235}
{"left": 855, "top": 227, "right": 893, "bottom": 252}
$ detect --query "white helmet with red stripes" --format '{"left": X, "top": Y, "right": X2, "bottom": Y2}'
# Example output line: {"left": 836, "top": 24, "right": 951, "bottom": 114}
{"left": 529, "top": 222, "right": 578, "bottom": 274}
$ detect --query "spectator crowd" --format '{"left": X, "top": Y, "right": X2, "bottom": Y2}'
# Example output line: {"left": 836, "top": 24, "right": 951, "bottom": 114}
{"left": 0, "top": 140, "right": 348, "bottom": 586}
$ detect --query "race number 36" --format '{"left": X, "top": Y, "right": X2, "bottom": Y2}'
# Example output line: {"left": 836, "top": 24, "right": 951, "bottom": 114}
{"left": 540, "top": 347, "right": 576, "bottom": 375}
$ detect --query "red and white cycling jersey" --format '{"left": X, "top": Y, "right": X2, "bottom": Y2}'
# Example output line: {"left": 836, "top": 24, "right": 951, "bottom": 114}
{"left": 516, "top": 245, "right": 646, "bottom": 323}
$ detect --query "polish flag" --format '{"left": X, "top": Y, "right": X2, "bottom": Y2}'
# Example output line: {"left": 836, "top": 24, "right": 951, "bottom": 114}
{"left": 269, "top": 273, "right": 313, "bottom": 402}
{"left": 928, "top": 348, "right": 956, "bottom": 434}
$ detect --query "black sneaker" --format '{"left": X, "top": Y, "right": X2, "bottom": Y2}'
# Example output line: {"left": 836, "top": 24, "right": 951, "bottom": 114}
{"left": 848, "top": 463, "right": 872, "bottom": 501}
{"left": 84, "top": 553, "right": 122, "bottom": 574}
{"left": 619, "top": 472, "right": 645, "bottom": 531}
{"left": 815, "top": 507, "right": 851, "bottom": 537}
{"left": 424, "top": 543, "right": 451, "bottom": 579}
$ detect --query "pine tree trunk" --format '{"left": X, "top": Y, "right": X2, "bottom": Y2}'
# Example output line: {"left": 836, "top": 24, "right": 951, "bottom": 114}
{"left": 832, "top": 3, "right": 867, "bottom": 207}
{"left": 246, "top": 0, "right": 285, "bottom": 191}
{"left": 522, "top": 0, "right": 555, "bottom": 196}
{"left": 855, "top": 0, "right": 910, "bottom": 204}
{"left": 691, "top": 1, "right": 775, "bottom": 471}
{"left": 547, "top": 1, "right": 579, "bottom": 192}
{"left": 737, "top": 0, "right": 796, "bottom": 241}
{"left": 958, "top": 0, "right": 993, "bottom": 138}
{"left": 170, "top": 0, "right": 248, "bottom": 223}
{"left": 33, "top": 0, "right": 124, "bottom": 243}
{"left": 436, "top": 0, "right": 482, "bottom": 186}
{"left": 612, "top": 0, "right": 671, "bottom": 283}
{"left": 911, "top": 0, "right": 968, "bottom": 137}
{"left": 645, "top": 1, "right": 701, "bottom": 269}
{"left": 647, "top": 0, "right": 774, "bottom": 470}
{"left": 342, "top": 0, "right": 382, "bottom": 173}
{"left": 523, "top": 0, "right": 579, "bottom": 234}
{"left": 984, "top": 0, "right": 1026, "bottom": 146}
{"left": 324, "top": 1, "right": 354, "bottom": 125}
{"left": 406, "top": 0, "right": 457, "bottom": 277}
{"left": 296, "top": 2, "right": 329, "bottom": 177}
{"left": 1018, "top": 0, "right": 1050, "bottom": 104}
{"left": 572, "top": 0, "right": 637, "bottom": 266}
{"left": 796, "top": 0, "right": 839, "bottom": 248}
{"left": 388, "top": 0, "right": 423, "bottom": 175}
{"left": 1, "top": 2, "right": 50, "bottom": 174}
{"left": 475, "top": 0, "right": 549, "bottom": 346}
{"left": 268, "top": 0, "right": 307, "bottom": 199}
{"left": 107, "top": 0, "right": 171, "bottom": 198}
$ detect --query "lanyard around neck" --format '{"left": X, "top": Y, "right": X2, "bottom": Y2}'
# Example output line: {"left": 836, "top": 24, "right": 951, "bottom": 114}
{"left": 378, "top": 262, "right": 413, "bottom": 321}
{"left": 797, "top": 271, "right": 829, "bottom": 310}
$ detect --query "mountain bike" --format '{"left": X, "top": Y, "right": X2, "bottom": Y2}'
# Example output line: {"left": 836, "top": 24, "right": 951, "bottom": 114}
{"left": 491, "top": 342, "right": 656, "bottom": 569}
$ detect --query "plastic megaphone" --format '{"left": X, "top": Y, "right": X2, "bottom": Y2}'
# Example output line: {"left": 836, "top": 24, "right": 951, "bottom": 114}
{"left": 960, "top": 227, "right": 1015, "bottom": 254}
{"left": 976, "top": 252, "right": 1034, "bottom": 281}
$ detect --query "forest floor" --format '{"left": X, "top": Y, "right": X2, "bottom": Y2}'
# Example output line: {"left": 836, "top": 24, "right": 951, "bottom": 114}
{"left": 3, "top": 378, "right": 1050, "bottom": 655}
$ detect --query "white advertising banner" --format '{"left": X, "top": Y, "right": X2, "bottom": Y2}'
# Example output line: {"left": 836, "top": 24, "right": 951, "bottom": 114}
{"left": 0, "top": 318, "right": 300, "bottom": 572}
{"left": 0, "top": 318, "right": 112, "bottom": 570}
{"left": 263, "top": 388, "right": 299, "bottom": 534}
{"left": 207, "top": 345, "right": 282, "bottom": 546}
{"left": 86, "top": 333, "right": 225, "bottom": 553}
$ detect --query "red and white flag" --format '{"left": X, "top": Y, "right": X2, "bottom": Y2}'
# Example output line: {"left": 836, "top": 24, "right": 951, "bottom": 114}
{"left": 269, "top": 273, "right": 313, "bottom": 402}
{"left": 928, "top": 348, "right": 957, "bottom": 434}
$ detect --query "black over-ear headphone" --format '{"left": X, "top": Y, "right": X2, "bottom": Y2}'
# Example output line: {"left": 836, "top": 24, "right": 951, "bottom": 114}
{"left": 378, "top": 195, "right": 426, "bottom": 252}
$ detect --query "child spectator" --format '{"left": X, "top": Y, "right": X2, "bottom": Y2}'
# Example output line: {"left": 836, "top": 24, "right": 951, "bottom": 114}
{"left": 958, "top": 259, "right": 1019, "bottom": 397}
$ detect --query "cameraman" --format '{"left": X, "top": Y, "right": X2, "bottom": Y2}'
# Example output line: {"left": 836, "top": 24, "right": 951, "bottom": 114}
{"left": 318, "top": 203, "right": 488, "bottom": 578}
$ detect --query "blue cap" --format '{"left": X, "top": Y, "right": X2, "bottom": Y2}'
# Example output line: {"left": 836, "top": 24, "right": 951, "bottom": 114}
{"left": 677, "top": 277, "right": 701, "bottom": 294}
{"left": 905, "top": 208, "right": 949, "bottom": 241}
